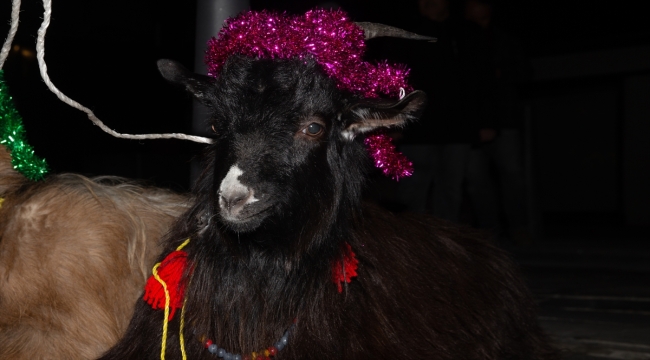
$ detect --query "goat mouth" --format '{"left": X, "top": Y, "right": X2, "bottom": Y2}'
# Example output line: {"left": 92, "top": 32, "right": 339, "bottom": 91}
{"left": 220, "top": 205, "right": 273, "bottom": 230}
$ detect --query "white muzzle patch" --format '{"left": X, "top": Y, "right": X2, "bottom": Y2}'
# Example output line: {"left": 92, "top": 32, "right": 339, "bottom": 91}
{"left": 218, "top": 165, "right": 258, "bottom": 218}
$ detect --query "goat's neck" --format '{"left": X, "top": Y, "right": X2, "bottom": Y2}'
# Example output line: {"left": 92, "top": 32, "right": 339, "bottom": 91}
{"left": 181, "top": 213, "right": 349, "bottom": 353}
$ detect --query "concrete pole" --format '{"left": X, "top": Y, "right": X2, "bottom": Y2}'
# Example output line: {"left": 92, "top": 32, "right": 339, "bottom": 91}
{"left": 191, "top": 0, "right": 249, "bottom": 181}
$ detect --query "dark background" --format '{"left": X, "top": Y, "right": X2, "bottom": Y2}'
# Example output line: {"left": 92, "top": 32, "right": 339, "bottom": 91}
{"left": 2, "top": 0, "right": 649, "bottom": 243}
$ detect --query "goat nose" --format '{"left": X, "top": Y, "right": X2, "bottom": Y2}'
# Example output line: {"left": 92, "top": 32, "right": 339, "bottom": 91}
{"left": 220, "top": 191, "right": 250, "bottom": 212}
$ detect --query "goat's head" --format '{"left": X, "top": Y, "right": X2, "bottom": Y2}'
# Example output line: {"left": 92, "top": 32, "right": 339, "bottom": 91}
{"left": 158, "top": 10, "right": 428, "bottom": 243}
{"left": 160, "top": 57, "right": 425, "bottom": 236}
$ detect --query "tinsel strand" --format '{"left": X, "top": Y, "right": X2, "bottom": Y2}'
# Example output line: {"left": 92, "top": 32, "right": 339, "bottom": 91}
{"left": 364, "top": 132, "right": 413, "bottom": 180}
{"left": 205, "top": 10, "right": 412, "bottom": 98}
{"left": 0, "top": 70, "right": 48, "bottom": 180}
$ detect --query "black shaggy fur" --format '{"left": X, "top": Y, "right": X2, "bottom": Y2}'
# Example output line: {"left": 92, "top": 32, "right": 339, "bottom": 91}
{"left": 99, "top": 56, "right": 557, "bottom": 360}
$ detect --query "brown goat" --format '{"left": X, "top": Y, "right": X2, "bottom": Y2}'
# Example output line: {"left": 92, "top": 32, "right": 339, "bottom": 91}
{"left": 0, "top": 145, "right": 189, "bottom": 359}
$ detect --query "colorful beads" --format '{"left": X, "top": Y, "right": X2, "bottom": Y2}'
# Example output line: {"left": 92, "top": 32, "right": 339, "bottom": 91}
{"left": 200, "top": 322, "right": 295, "bottom": 359}
{"left": 268, "top": 347, "right": 277, "bottom": 356}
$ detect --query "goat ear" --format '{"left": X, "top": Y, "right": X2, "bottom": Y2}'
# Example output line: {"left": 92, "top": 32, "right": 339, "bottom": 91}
{"left": 157, "top": 59, "right": 214, "bottom": 104}
{"left": 342, "top": 90, "right": 427, "bottom": 140}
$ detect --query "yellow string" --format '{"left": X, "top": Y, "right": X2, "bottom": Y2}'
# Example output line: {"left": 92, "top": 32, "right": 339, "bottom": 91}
{"left": 0, "top": 197, "right": 5, "bottom": 209}
{"left": 176, "top": 238, "right": 191, "bottom": 252}
{"left": 152, "top": 262, "right": 170, "bottom": 360}
{"left": 153, "top": 238, "right": 191, "bottom": 360}
{"left": 179, "top": 299, "right": 188, "bottom": 360}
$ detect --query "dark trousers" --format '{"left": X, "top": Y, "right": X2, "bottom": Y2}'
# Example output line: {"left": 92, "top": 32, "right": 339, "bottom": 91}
{"left": 397, "top": 143, "right": 471, "bottom": 223}
{"left": 466, "top": 129, "right": 527, "bottom": 233}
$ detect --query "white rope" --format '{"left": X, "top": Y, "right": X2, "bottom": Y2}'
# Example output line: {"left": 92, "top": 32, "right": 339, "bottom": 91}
{"left": 0, "top": 0, "right": 21, "bottom": 69}
{"left": 35, "top": 0, "right": 213, "bottom": 144}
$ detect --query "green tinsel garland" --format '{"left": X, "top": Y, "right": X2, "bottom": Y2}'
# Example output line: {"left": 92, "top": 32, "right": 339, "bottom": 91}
{"left": 0, "top": 69, "right": 48, "bottom": 180}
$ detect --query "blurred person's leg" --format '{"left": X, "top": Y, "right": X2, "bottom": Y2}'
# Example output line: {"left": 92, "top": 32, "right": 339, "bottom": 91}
{"left": 467, "top": 143, "right": 500, "bottom": 230}
{"left": 397, "top": 144, "right": 437, "bottom": 213}
{"left": 432, "top": 143, "right": 471, "bottom": 223}
{"left": 494, "top": 129, "right": 529, "bottom": 243}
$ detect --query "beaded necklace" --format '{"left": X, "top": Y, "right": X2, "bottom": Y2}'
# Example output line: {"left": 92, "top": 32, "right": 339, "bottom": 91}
{"left": 198, "top": 319, "right": 296, "bottom": 360}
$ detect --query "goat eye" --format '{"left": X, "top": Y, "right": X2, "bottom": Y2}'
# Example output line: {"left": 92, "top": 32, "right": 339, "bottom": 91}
{"left": 305, "top": 123, "right": 323, "bottom": 136}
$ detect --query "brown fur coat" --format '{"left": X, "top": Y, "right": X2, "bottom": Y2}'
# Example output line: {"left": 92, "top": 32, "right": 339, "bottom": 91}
{"left": 0, "top": 146, "right": 188, "bottom": 359}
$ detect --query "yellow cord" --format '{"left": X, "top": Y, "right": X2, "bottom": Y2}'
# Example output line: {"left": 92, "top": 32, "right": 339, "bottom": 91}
{"left": 176, "top": 239, "right": 190, "bottom": 360}
{"left": 152, "top": 262, "right": 171, "bottom": 360}
{"left": 179, "top": 299, "right": 188, "bottom": 360}
{"left": 153, "top": 238, "right": 191, "bottom": 360}
{"left": 176, "top": 238, "right": 191, "bottom": 251}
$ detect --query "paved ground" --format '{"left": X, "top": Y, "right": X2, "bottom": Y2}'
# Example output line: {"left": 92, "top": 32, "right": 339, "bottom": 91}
{"left": 509, "top": 241, "right": 650, "bottom": 359}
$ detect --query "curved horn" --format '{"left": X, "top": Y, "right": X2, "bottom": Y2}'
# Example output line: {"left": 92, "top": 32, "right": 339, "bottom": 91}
{"left": 355, "top": 22, "right": 437, "bottom": 42}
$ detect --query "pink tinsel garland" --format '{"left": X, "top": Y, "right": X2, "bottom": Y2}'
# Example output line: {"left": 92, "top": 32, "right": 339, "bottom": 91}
{"left": 205, "top": 9, "right": 411, "bottom": 98}
{"left": 364, "top": 132, "right": 413, "bottom": 180}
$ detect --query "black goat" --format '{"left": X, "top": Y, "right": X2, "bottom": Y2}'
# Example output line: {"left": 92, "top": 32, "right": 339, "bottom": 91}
{"left": 100, "top": 51, "right": 557, "bottom": 360}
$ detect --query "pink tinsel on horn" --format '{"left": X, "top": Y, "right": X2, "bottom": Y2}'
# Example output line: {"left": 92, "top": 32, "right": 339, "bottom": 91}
{"left": 204, "top": 9, "right": 411, "bottom": 98}
{"left": 364, "top": 132, "right": 413, "bottom": 181}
